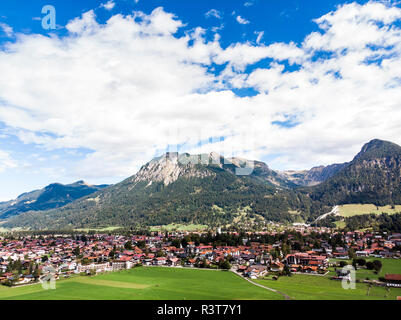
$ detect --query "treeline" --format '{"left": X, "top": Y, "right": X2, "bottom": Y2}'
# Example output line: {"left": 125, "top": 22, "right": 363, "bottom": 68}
{"left": 344, "top": 213, "right": 401, "bottom": 232}
{"left": 4, "top": 167, "right": 327, "bottom": 230}
{"left": 166, "top": 229, "right": 334, "bottom": 252}
{"left": 304, "top": 144, "right": 401, "bottom": 207}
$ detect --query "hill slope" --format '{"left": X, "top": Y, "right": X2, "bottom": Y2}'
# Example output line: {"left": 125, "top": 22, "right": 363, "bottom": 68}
{"left": 281, "top": 163, "right": 346, "bottom": 186}
{"left": 307, "top": 139, "right": 401, "bottom": 205}
{"left": 4, "top": 139, "right": 401, "bottom": 230}
{"left": 3, "top": 152, "right": 321, "bottom": 230}
{"left": 0, "top": 181, "right": 109, "bottom": 219}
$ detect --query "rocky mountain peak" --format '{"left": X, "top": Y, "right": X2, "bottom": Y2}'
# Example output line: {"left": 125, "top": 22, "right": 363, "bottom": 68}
{"left": 133, "top": 152, "right": 219, "bottom": 185}
{"left": 354, "top": 139, "right": 401, "bottom": 162}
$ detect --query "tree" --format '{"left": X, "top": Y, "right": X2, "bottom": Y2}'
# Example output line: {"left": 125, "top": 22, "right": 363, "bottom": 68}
{"left": 171, "top": 238, "right": 181, "bottom": 248}
{"left": 282, "top": 264, "right": 292, "bottom": 276}
{"left": 124, "top": 241, "right": 133, "bottom": 250}
{"left": 136, "top": 241, "right": 146, "bottom": 249}
{"left": 73, "top": 247, "right": 80, "bottom": 256}
{"left": 372, "top": 260, "right": 382, "bottom": 272}
{"left": 348, "top": 248, "right": 356, "bottom": 260}
{"left": 219, "top": 260, "right": 231, "bottom": 270}
{"left": 109, "top": 247, "right": 116, "bottom": 259}
{"left": 33, "top": 264, "right": 41, "bottom": 280}
{"left": 356, "top": 258, "right": 366, "bottom": 266}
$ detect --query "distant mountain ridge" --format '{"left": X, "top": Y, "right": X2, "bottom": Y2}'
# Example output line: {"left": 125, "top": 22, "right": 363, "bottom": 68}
{"left": 280, "top": 163, "right": 346, "bottom": 186}
{"left": 3, "top": 152, "right": 320, "bottom": 229}
{"left": 0, "top": 181, "right": 109, "bottom": 219}
{"left": 3, "top": 139, "right": 401, "bottom": 230}
{"left": 307, "top": 139, "right": 401, "bottom": 205}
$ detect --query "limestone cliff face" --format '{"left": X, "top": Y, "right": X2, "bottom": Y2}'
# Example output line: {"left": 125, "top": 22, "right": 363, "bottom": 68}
{"left": 4, "top": 139, "right": 401, "bottom": 230}
{"left": 132, "top": 152, "right": 293, "bottom": 188}
{"left": 132, "top": 152, "right": 215, "bottom": 185}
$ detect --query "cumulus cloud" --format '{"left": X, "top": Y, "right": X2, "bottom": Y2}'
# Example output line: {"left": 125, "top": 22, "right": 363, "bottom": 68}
{"left": 0, "top": 1, "right": 401, "bottom": 180}
{"left": 0, "top": 150, "right": 17, "bottom": 172}
{"left": 0, "top": 22, "right": 13, "bottom": 37}
{"left": 101, "top": 1, "right": 115, "bottom": 11}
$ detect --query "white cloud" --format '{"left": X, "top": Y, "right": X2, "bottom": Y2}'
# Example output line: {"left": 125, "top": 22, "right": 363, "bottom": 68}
{"left": 101, "top": 1, "right": 115, "bottom": 11}
{"left": 0, "top": 22, "right": 13, "bottom": 37}
{"left": 205, "top": 9, "right": 221, "bottom": 19}
{"left": 236, "top": 15, "right": 250, "bottom": 25}
{"left": 0, "top": 150, "right": 17, "bottom": 172}
{"left": 244, "top": 2, "right": 254, "bottom": 7}
{"left": 214, "top": 41, "right": 305, "bottom": 71}
{"left": 0, "top": 2, "right": 401, "bottom": 179}
{"left": 304, "top": 1, "right": 401, "bottom": 51}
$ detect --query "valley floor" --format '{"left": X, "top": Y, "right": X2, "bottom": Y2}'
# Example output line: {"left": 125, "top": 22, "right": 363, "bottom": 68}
{"left": 1, "top": 261, "right": 400, "bottom": 300}
{"left": 0, "top": 267, "right": 283, "bottom": 300}
{"left": 256, "top": 257, "right": 401, "bottom": 300}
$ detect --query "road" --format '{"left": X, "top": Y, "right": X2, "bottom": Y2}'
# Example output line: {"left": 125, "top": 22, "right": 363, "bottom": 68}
{"left": 231, "top": 270, "right": 291, "bottom": 300}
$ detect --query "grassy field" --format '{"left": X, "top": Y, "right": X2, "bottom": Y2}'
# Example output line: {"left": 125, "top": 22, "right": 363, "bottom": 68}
{"left": 338, "top": 204, "right": 401, "bottom": 217}
{"left": 256, "top": 274, "right": 401, "bottom": 300}
{"left": 149, "top": 224, "right": 208, "bottom": 232}
{"left": 334, "top": 220, "right": 346, "bottom": 228}
{"left": 0, "top": 267, "right": 282, "bottom": 300}
{"left": 328, "top": 258, "right": 401, "bottom": 280}
{"left": 255, "top": 258, "right": 401, "bottom": 300}
{"left": 74, "top": 226, "right": 122, "bottom": 232}
{"left": 1, "top": 259, "right": 400, "bottom": 300}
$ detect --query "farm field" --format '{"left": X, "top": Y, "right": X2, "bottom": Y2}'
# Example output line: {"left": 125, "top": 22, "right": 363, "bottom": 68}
{"left": 149, "top": 224, "right": 208, "bottom": 232}
{"left": 256, "top": 258, "right": 401, "bottom": 300}
{"left": 74, "top": 226, "right": 122, "bottom": 232}
{"left": 0, "top": 267, "right": 282, "bottom": 300}
{"left": 1, "top": 259, "right": 400, "bottom": 300}
{"left": 255, "top": 274, "right": 401, "bottom": 300}
{"left": 338, "top": 204, "right": 401, "bottom": 217}
{"left": 328, "top": 258, "right": 401, "bottom": 280}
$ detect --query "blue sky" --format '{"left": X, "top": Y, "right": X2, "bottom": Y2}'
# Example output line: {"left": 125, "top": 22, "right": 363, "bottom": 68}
{"left": 0, "top": 0, "right": 401, "bottom": 201}
{"left": 0, "top": 1, "right": 363, "bottom": 44}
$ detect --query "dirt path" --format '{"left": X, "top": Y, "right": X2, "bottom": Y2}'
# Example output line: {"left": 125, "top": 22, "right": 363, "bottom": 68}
{"left": 231, "top": 271, "right": 291, "bottom": 300}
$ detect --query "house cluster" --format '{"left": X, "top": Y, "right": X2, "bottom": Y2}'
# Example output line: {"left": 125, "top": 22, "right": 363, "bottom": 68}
{"left": 335, "top": 231, "right": 401, "bottom": 259}
{"left": 0, "top": 228, "right": 399, "bottom": 285}
{"left": 284, "top": 252, "right": 328, "bottom": 273}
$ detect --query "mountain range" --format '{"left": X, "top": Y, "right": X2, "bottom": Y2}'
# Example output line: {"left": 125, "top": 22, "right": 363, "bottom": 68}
{"left": 0, "top": 181, "right": 108, "bottom": 219}
{"left": 2, "top": 139, "right": 401, "bottom": 230}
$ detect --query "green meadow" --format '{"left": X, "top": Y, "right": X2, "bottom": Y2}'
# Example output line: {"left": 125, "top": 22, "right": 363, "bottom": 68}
{"left": 1, "top": 259, "right": 400, "bottom": 300}
{"left": 329, "top": 257, "right": 401, "bottom": 280}
{"left": 256, "top": 274, "right": 401, "bottom": 300}
{"left": 0, "top": 267, "right": 282, "bottom": 300}
{"left": 338, "top": 204, "right": 401, "bottom": 217}
{"left": 149, "top": 224, "right": 209, "bottom": 232}
{"left": 256, "top": 258, "right": 401, "bottom": 300}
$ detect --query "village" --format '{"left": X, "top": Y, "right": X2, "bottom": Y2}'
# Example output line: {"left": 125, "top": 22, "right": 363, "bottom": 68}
{"left": 0, "top": 226, "right": 400, "bottom": 287}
